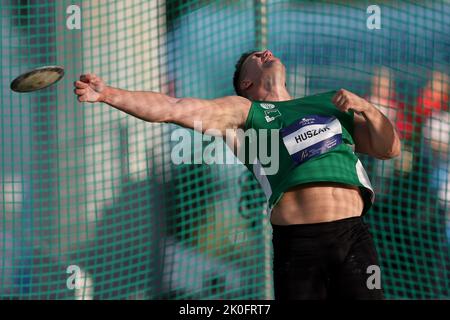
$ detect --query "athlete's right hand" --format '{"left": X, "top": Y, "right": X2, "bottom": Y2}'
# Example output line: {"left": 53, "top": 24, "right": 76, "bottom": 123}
{"left": 74, "top": 73, "right": 107, "bottom": 103}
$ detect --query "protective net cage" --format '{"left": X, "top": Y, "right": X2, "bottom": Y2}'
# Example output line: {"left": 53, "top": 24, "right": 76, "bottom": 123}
{"left": 1, "top": 0, "right": 449, "bottom": 299}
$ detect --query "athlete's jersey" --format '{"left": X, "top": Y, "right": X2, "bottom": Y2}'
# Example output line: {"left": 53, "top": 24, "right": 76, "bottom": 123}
{"left": 242, "top": 90, "right": 374, "bottom": 214}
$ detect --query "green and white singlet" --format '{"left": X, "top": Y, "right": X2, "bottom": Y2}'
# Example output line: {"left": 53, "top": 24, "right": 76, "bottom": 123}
{"left": 242, "top": 90, "right": 374, "bottom": 214}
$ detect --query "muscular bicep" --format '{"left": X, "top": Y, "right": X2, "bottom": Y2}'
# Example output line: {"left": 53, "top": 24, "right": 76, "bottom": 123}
{"left": 353, "top": 107, "right": 401, "bottom": 160}
{"left": 169, "top": 96, "right": 251, "bottom": 136}
{"left": 353, "top": 113, "right": 375, "bottom": 156}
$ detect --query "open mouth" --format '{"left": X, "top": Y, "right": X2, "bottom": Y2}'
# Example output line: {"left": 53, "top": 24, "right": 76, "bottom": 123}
{"left": 263, "top": 57, "right": 276, "bottom": 64}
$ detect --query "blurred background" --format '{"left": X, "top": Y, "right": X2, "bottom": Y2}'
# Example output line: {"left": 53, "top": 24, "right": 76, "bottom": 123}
{"left": 0, "top": 0, "right": 449, "bottom": 299}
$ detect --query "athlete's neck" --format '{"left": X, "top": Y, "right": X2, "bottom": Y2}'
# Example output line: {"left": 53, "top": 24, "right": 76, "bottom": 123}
{"left": 250, "top": 85, "right": 292, "bottom": 102}
{"left": 246, "top": 70, "right": 292, "bottom": 101}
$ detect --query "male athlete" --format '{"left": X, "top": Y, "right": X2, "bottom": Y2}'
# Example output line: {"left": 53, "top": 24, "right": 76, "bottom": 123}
{"left": 74, "top": 50, "right": 401, "bottom": 299}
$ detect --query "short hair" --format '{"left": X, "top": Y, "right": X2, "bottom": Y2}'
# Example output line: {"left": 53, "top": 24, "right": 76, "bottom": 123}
{"left": 233, "top": 50, "right": 258, "bottom": 96}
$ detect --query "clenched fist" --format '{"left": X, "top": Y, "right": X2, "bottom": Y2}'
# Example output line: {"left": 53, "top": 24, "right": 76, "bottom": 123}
{"left": 74, "top": 73, "right": 107, "bottom": 103}
{"left": 332, "top": 89, "right": 372, "bottom": 115}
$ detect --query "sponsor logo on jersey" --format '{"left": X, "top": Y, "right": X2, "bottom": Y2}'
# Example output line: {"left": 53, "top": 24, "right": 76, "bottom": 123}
{"left": 264, "top": 109, "right": 281, "bottom": 123}
{"left": 299, "top": 117, "right": 315, "bottom": 125}
{"left": 260, "top": 103, "right": 276, "bottom": 110}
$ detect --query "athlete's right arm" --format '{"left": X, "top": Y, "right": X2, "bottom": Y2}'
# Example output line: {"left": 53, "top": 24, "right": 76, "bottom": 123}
{"left": 74, "top": 74, "right": 251, "bottom": 137}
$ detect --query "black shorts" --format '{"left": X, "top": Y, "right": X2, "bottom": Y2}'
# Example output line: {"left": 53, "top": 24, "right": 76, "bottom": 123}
{"left": 272, "top": 216, "right": 384, "bottom": 300}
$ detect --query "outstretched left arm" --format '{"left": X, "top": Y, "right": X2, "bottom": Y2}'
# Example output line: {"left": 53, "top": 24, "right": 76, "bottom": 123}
{"left": 332, "top": 89, "right": 401, "bottom": 160}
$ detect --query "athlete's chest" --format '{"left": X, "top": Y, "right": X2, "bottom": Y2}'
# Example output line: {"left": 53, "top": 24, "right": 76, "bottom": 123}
{"left": 252, "top": 101, "right": 346, "bottom": 130}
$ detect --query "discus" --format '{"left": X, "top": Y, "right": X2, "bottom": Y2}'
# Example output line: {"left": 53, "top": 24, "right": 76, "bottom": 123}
{"left": 10, "top": 65, "right": 64, "bottom": 93}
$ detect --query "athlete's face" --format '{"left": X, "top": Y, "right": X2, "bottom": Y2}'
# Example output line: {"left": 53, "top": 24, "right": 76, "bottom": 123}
{"left": 240, "top": 50, "right": 285, "bottom": 87}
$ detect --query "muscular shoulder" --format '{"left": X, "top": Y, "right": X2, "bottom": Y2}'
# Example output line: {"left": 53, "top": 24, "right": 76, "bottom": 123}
{"left": 213, "top": 95, "right": 252, "bottom": 109}
{"left": 211, "top": 95, "right": 252, "bottom": 128}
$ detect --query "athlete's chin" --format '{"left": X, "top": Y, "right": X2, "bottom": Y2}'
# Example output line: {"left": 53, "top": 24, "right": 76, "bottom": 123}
{"left": 263, "top": 61, "right": 286, "bottom": 77}
{"left": 263, "top": 60, "right": 285, "bottom": 73}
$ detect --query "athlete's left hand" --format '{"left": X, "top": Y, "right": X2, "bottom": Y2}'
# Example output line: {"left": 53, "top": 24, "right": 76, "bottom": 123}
{"left": 332, "top": 89, "right": 372, "bottom": 115}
